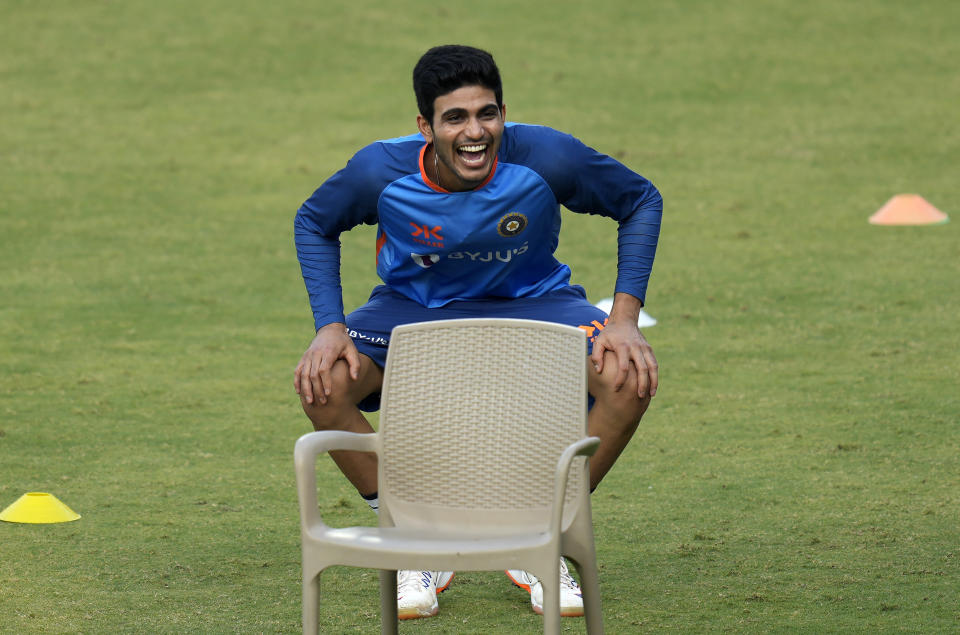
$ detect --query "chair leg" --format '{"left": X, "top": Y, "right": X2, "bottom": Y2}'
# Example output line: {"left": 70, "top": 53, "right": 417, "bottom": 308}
{"left": 572, "top": 559, "right": 604, "bottom": 634}
{"left": 302, "top": 569, "right": 319, "bottom": 635}
{"left": 539, "top": 568, "right": 561, "bottom": 635}
{"left": 379, "top": 570, "right": 399, "bottom": 635}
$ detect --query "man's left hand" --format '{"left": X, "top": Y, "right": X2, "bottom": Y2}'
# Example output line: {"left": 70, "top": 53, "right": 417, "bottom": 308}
{"left": 590, "top": 293, "right": 658, "bottom": 398}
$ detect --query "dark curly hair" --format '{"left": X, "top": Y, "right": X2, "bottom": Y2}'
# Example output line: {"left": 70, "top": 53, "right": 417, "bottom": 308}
{"left": 413, "top": 45, "right": 503, "bottom": 124}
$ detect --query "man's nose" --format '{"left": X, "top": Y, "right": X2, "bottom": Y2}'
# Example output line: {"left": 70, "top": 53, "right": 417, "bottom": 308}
{"left": 465, "top": 116, "right": 483, "bottom": 138}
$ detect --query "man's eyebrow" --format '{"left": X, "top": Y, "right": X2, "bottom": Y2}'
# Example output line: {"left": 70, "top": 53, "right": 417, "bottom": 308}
{"left": 440, "top": 103, "right": 500, "bottom": 118}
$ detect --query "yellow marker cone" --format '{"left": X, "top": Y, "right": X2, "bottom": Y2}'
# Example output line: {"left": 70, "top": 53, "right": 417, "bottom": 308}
{"left": 869, "top": 194, "right": 949, "bottom": 225}
{"left": 0, "top": 492, "right": 81, "bottom": 524}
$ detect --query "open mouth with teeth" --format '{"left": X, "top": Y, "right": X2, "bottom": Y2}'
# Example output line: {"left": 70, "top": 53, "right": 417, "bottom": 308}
{"left": 457, "top": 143, "right": 489, "bottom": 167}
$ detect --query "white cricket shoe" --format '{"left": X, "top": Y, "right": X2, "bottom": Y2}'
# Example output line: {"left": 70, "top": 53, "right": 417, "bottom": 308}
{"left": 396, "top": 570, "right": 454, "bottom": 619}
{"left": 505, "top": 559, "right": 584, "bottom": 617}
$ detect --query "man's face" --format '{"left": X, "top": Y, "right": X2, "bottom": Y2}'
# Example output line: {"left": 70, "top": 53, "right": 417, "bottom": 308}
{"left": 417, "top": 85, "right": 505, "bottom": 192}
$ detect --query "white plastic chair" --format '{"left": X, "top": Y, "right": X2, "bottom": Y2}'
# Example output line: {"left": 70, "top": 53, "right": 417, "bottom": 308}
{"left": 295, "top": 318, "right": 603, "bottom": 634}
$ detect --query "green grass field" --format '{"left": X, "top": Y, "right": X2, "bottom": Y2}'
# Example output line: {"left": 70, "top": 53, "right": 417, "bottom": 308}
{"left": 2, "top": 0, "right": 958, "bottom": 632}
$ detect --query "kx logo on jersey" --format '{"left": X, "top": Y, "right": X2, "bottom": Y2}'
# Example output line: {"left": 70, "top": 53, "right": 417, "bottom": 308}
{"left": 410, "top": 223, "right": 443, "bottom": 248}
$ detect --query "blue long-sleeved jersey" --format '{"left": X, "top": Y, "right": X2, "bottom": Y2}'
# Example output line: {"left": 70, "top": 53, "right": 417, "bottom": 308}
{"left": 295, "top": 123, "right": 662, "bottom": 331}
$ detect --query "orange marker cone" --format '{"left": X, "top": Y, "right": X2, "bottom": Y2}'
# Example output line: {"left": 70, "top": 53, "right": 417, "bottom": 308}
{"left": 869, "top": 194, "right": 948, "bottom": 226}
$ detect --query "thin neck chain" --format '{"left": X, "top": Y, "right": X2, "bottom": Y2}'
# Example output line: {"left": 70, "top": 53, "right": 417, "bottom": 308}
{"left": 433, "top": 146, "right": 444, "bottom": 190}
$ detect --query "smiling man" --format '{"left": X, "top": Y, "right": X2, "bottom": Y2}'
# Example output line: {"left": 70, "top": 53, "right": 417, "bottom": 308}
{"left": 294, "top": 45, "right": 663, "bottom": 620}
{"left": 419, "top": 83, "right": 503, "bottom": 190}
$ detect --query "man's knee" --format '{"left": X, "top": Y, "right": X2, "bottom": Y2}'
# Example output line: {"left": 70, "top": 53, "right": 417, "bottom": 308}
{"left": 300, "top": 359, "right": 380, "bottom": 430}
{"left": 589, "top": 354, "right": 651, "bottom": 420}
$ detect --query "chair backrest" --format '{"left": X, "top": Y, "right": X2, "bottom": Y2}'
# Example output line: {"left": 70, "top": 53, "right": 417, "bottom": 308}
{"left": 377, "top": 318, "right": 588, "bottom": 535}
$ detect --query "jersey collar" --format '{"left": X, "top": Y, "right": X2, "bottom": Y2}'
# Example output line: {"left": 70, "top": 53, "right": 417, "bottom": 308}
{"left": 418, "top": 143, "right": 498, "bottom": 194}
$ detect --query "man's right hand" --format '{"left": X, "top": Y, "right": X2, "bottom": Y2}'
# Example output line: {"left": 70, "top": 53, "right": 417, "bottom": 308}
{"left": 294, "top": 323, "right": 360, "bottom": 405}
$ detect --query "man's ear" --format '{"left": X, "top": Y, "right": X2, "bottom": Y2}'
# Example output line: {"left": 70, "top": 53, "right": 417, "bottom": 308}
{"left": 416, "top": 115, "right": 433, "bottom": 143}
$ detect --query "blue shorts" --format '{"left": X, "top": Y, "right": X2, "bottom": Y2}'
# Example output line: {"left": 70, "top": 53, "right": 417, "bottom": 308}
{"left": 346, "top": 284, "right": 609, "bottom": 411}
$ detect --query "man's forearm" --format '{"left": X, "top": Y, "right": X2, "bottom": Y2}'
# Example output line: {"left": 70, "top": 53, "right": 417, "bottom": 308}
{"left": 295, "top": 218, "right": 346, "bottom": 329}
{"left": 608, "top": 292, "right": 643, "bottom": 324}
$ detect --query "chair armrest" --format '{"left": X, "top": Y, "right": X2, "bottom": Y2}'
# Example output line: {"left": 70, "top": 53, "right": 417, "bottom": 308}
{"left": 549, "top": 436, "right": 601, "bottom": 534}
{"left": 294, "top": 431, "right": 379, "bottom": 532}
{"left": 295, "top": 430, "right": 379, "bottom": 463}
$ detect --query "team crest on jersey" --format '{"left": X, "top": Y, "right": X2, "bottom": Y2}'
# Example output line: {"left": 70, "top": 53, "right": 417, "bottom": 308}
{"left": 497, "top": 212, "right": 528, "bottom": 237}
{"left": 410, "top": 253, "right": 440, "bottom": 268}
